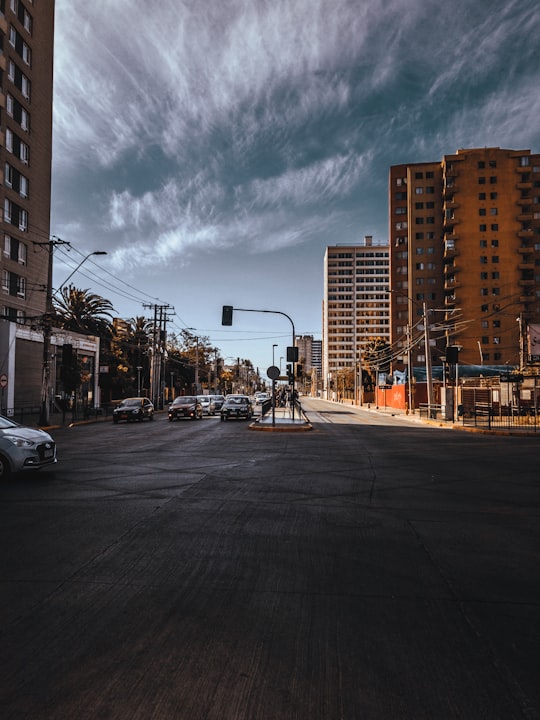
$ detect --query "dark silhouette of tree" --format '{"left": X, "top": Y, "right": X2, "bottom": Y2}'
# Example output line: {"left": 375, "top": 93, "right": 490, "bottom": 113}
{"left": 53, "top": 284, "right": 114, "bottom": 338}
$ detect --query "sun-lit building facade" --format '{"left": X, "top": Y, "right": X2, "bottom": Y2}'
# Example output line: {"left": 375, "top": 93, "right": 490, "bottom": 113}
{"left": 389, "top": 148, "right": 540, "bottom": 372}
{"left": 323, "top": 236, "right": 390, "bottom": 398}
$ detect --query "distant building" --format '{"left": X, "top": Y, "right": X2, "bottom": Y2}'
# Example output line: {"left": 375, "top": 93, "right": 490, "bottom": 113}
{"left": 323, "top": 236, "right": 390, "bottom": 399}
{"left": 0, "top": 1, "right": 56, "bottom": 412}
{"left": 389, "top": 147, "right": 540, "bottom": 373}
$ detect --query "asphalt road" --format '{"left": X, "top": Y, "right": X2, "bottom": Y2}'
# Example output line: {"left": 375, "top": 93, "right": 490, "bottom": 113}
{"left": 1, "top": 398, "right": 539, "bottom": 719}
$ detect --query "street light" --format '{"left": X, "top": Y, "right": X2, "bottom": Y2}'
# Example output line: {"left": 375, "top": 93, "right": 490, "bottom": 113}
{"left": 53, "top": 251, "right": 108, "bottom": 296}
{"left": 272, "top": 344, "right": 278, "bottom": 365}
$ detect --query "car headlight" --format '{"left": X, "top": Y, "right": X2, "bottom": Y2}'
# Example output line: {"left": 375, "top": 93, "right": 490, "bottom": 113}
{"left": 5, "top": 435, "right": 34, "bottom": 448}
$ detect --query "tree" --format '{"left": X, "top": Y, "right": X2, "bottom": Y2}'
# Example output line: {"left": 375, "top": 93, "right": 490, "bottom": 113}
{"left": 53, "top": 285, "right": 114, "bottom": 338}
{"left": 362, "top": 338, "right": 392, "bottom": 388}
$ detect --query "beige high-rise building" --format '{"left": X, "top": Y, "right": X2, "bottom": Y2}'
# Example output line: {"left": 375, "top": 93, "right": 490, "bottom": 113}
{"left": 323, "top": 236, "right": 390, "bottom": 399}
{"left": 389, "top": 148, "right": 540, "bottom": 373}
{"left": 0, "top": 1, "right": 56, "bottom": 408}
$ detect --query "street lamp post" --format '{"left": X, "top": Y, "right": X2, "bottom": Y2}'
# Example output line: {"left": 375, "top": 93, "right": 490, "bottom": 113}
{"left": 53, "top": 251, "right": 108, "bottom": 296}
{"left": 137, "top": 366, "right": 142, "bottom": 397}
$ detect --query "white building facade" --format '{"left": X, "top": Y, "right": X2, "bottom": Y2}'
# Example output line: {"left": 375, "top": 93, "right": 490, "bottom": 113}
{"left": 323, "top": 237, "right": 390, "bottom": 401}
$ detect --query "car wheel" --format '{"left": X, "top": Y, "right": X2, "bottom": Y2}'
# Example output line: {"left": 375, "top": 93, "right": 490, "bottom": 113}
{"left": 149, "top": 413, "right": 154, "bottom": 421}
{"left": 0, "top": 454, "right": 11, "bottom": 480}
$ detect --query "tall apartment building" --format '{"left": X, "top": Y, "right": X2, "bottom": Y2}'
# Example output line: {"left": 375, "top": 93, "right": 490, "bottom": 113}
{"left": 389, "top": 147, "right": 540, "bottom": 372}
{"left": 0, "top": 0, "right": 56, "bottom": 407}
{"left": 323, "top": 236, "right": 390, "bottom": 397}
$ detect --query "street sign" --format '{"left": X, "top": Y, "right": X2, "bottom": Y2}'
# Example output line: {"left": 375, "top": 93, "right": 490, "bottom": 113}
{"left": 0, "top": 373, "right": 7, "bottom": 388}
{"left": 267, "top": 365, "right": 280, "bottom": 380}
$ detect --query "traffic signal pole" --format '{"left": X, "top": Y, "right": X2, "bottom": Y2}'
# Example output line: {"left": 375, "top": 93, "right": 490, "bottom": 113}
{"left": 222, "top": 306, "right": 297, "bottom": 419}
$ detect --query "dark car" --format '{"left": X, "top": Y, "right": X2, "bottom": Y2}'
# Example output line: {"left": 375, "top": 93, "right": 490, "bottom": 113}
{"left": 220, "top": 394, "right": 253, "bottom": 421}
{"left": 168, "top": 396, "right": 203, "bottom": 421}
{"left": 211, "top": 394, "right": 225, "bottom": 411}
{"left": 0, "top": 415, "right": 57, "bottom": 479}
{"left": 112, "top": 397, "right": 154, "bottom": 423}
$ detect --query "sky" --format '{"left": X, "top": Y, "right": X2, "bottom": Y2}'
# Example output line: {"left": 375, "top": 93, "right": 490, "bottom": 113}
{"left": 51, "top": 0, "right": 540, "bottom": 374}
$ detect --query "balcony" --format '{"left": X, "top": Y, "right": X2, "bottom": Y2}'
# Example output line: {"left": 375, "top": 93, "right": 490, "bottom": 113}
{"left": 518, "top": 213, "right": 533, "bottom": 222}
{"left": 520, "top": 295, "right": 534, "bottom": 303}
{"left": 517, "top": 197, "right": 532, "bottom": 206}
{"left": 519, "top": 278, "right": 535, "bottom": 286}
{"left": 518, "top": 229, "right": 534, "bottom": 238}
{"left": 519, "top": 262, "right": 535, "bottom": 271}
{"left": 517, "top": 182, "right": 533, "bottom": 190}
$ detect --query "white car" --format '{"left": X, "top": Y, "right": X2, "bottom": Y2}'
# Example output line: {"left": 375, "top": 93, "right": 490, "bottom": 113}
{"left": 0, "top": 415, "right": 57, "bottom": 479}
{"left": 197, "top": 395, "right": 216, "bottom": 415}
{"left": 254, "top": 392, "right": 270, "bottom": 405}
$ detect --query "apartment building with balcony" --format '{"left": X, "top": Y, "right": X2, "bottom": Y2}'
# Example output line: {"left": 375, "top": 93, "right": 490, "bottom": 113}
{"left": 0, "top": 0, "right": 56, "bottom": 410}
{"left": 389, "top": 148, "right": 540, "bottom": 373}
{"left": 323, "top": 236, "right": 390, "bottom": 398}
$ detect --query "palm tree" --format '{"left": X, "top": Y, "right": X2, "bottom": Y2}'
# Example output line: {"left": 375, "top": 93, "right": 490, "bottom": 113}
{"left": 53, "top": 284, "right": 115, "bottom": 338}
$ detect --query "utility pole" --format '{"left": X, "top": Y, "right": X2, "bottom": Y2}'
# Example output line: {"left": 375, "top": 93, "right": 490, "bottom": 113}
{"left": 143, "top": 303, "right": 174, "bottom": 408}
{"left": 36, "top": 237, "right": 70, "bottom": 426}
{"left": 423, "top": 302, "right": 434, "bottom": 418}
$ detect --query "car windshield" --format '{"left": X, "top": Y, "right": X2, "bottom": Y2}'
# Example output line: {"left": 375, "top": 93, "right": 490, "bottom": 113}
{"left": 198, "top": 397, "right": 209, "bottom": 402}
{"left": 173, "top": 397, "right": 196, "bottom": 405}
{"left": 120, "top": 398, "right": 142, "bottom": 407}
{"left": 0, "top": 415, "right": 19, "bottom": 429}
{"left": 227, "top": 397, "right": 247, "bottom": 404}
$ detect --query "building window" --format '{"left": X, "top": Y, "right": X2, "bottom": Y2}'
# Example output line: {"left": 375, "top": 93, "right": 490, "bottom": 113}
{"left": 1, "top": 268, "right": 26, "bottom": 297}
{"left": 479, "top": 224, "right": 487, "bottom": 232}
{"left": 480, "top": 272, "right": 488, "bottom": 280}
{"left": 490, "top": 208, "right": 498, "bottom": 215}
{"left": 491, "top": 224, "right": 498, "bottom": 231}
{"left": 479, "top": 208, "right": 486, "bottom": 216}
{"left": 478, "top": 177, "right": 486, "bottom": 184}
{"left": 489, "top": 176, "right": 497, "bottom": 184}
{"left": 492, "top": 256, "right": 499, "bottom": 263}
{"left": 480, "top": 256, "right": 488, "bottom": 264}
{"left": 490, "top": 192, "right": 498, "bottom": 200}
{"left": 480, "top": 240, "right": 487, "bottom": 247}
{"left": 478, "top": 192, "right": 486, "bottom": 200}
{"left": 3, "top": 234, "right": 26, "bottom": 264}
{"left": 491, "top": 239, "right": 499, "bottom": 247}
{"left": 478, "top": 161, "right": 485, "bottom": 169}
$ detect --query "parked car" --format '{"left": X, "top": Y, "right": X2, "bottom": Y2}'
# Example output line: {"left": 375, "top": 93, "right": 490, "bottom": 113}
{"left": 112, "top": 397, "right": 154, "bottom": 424}
{"left": 220, "top": 394, "right": 253, "bottom": 421}
{"left": 197, "top": 395, "right": 216, "bottom": 416}
{"left": 168, "top": 396, "right": 203, "bottom": 421}
{"left": 211, "top": 395, "right": 226, "bottom": 411}
{"left": 0, "top": 415, "right": 57, "bottom": 479}
{"left": 254, "top": 392, "right": 270, "bottom": 405}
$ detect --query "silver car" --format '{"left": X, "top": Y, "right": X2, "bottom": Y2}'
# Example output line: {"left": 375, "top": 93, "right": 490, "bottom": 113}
{"left": 197, "top": 395, "right": 216, "bottom": 416}
{"left": 0, "top": 415, "right": 57, "bottom": 479}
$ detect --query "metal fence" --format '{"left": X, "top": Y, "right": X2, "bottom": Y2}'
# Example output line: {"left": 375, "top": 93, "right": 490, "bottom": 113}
{"left": 461, "top": 402, "right": 539, "bottom": 432}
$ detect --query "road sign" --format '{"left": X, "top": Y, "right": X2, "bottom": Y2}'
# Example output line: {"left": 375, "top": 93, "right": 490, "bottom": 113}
{"left": 0, "top": 373, "right": 7, "bottom": 388}
{"left": 267, "top": 365, "right": 280, "bottom": 380}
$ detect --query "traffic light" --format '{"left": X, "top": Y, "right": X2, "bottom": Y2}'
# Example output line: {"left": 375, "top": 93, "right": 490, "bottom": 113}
{"left": 286, "top": 364, "right": 294, "bottom": 382}
{"left": 296, "top": 364, "right": 303, "bottom": 378}
{"left": 221, "top": 305, "right": 233, "bottom": 326}
{"left": 287, "top": 346, "right": 298, "bottom": 362}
